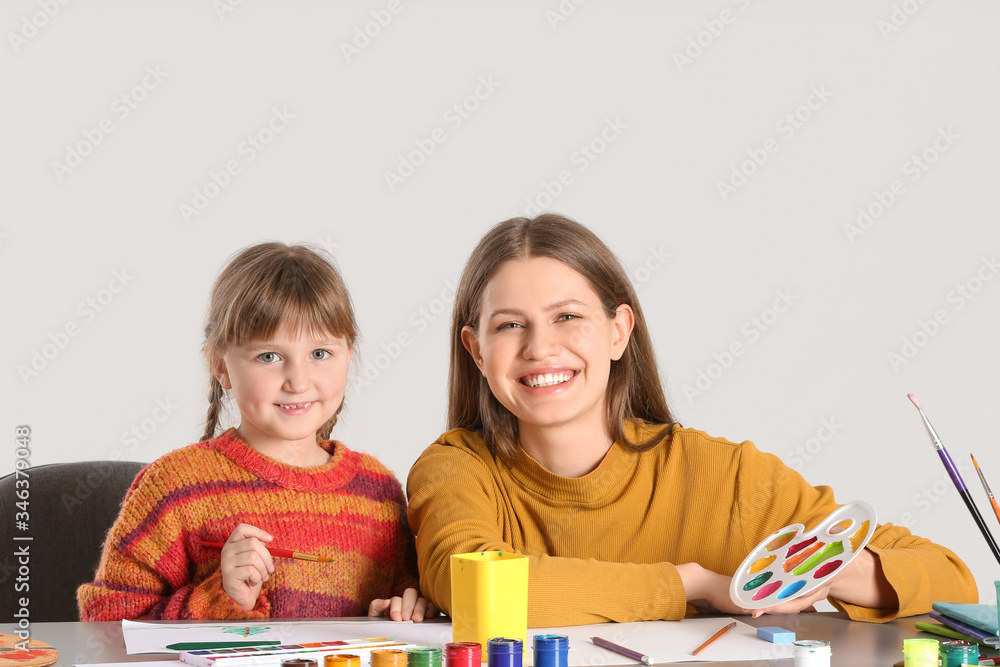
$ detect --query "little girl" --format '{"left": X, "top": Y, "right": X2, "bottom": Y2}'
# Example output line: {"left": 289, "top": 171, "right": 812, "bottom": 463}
{"left": 407, "top": 213, "right": 978, "bottom": 627}
{"left": 79, "top": 242, "right": 433, "bottom": 621}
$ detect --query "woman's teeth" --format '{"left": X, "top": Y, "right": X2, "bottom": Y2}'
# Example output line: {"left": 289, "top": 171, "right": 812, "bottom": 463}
{"left": 523, "top": 372, "right": 573, "bottom": 388}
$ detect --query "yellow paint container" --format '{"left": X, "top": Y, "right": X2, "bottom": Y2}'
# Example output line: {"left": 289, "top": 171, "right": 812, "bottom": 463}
{"left": 450, "top": 551, "right": 528, "bottom": 661}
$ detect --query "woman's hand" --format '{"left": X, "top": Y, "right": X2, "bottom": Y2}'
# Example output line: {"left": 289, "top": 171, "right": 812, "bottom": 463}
{"left": 676, "top": 563, "right": 748, "bottom": 615}
{"left": 369, "top": 588, "right": 438, "bottom": 622}
{"left": 220, "top": 523, "right": 275, "bottom": 611}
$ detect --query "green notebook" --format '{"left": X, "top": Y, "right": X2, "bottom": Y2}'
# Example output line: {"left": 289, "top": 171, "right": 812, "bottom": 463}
{"left": 932, "top": 602, "right": 999, "bottom": 636}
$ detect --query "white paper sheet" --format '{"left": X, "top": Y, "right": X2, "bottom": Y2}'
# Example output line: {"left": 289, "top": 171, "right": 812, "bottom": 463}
{"left": 121, "top": 617, "right": 793, "bottom": 663}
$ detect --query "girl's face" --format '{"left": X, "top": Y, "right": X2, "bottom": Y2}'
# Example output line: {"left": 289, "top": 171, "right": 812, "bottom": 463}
{"left": 214, "top": 323, "right": 351, "bottom": 452}
{"left": 462, "top": 256, "right": 633, "bottom": 437}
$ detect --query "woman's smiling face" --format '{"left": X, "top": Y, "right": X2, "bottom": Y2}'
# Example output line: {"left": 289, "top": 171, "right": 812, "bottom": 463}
{"left": 462, "top": 256, "right": 633, "bottom": 436}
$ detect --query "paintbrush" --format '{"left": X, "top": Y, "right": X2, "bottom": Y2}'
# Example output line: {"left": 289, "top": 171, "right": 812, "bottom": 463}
{"left": 200, "top": 539, "right": 335, "bottom": 563}
{"left": 907, "top": 394, "right": 1000, "bottom": 565}
{"left": 971, "top": 454, "right": 1000, "bottom": 528}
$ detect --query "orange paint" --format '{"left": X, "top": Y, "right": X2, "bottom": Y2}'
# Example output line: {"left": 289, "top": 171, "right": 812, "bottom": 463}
{"left": 783, "top": 542, "right": 824, "bottom": 573}
{"left": 849, "top": 521, "right": 870, "bottom": 552}
{"left": 765, "top": 531, "right": 796, "bottom": 552}
{"left": 749, "top": 555, "right": 776, "bottom": 574}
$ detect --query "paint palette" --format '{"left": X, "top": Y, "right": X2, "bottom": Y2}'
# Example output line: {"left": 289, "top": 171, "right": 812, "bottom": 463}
{"left": 729, "top": 501, "right": 877, "bottom": 609}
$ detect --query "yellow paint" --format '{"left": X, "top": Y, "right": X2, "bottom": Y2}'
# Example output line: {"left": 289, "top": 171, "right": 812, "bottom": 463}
{"left": 850, "top": 521, "right": 870, "bottom": 552}
{"left": 749, "top": 555, "right": 776, "bottom": 574}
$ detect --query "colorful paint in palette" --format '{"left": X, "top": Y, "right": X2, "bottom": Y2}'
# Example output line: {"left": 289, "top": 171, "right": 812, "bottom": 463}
{"left": 729, "top": 501, "right": 877, "bottom": 609}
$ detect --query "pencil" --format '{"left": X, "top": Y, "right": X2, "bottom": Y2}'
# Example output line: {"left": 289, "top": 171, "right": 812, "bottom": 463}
{"left": 591, "top": 637, "right": 652, "bottom": 665}
{"left": 691, "top": 621, "right": 736, "bottom": 656}
{"left": 199, "top": 539, "right": 335, "bottom": 563}
{"left": 971, "top": 454, "right": 1000, "bottom": 528}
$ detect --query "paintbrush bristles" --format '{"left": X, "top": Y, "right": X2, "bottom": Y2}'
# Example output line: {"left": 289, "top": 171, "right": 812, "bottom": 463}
{"left": 907, "top": 393, "right": 921, "bottom": 409}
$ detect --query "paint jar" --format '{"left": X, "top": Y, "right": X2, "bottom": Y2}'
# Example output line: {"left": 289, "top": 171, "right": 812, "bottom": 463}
{"left": 939, "top": 640, "right": 978, "bottom": 666}
{"left": 282, "top": 661, "right": 318, "bottom": 667}
{"left": 532, "top": 634, "right": 568, "bottom": 667}
{"left": 445, "top": 642, "right": 482, "bottom": 667}
{"left": 902, "top": 638, "right": 939, "bottom": 667}
{"left": 791, "top": 640, "right": 831, "bottom": 667}
{"left": 325, "top": 656, "right": 361, "bottom": 667}
{"left": 407, "top": 647, "right": 443, "bottom": 667}
{"left": 486, "top": 638, "right": 523, "bottom": 667}
{"left": 371, "top": 649, "right": 408, "bottom": 667}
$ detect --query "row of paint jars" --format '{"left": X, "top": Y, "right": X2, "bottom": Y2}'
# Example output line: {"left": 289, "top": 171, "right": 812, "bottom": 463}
{"left": 279, "top": 635, "right": 569, "bottom": 667}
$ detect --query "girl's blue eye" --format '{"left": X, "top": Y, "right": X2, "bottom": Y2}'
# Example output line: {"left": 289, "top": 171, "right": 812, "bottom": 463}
{"left": 311, "top": 349, "right": 331, "bottom": 360}
{"left": 257, "top": 352, "right": 278, "bottom": 363}
{"left": 496, "top": 322, "right": 522, "bottom": 331}
{"left": 557, "top": 313, "right": 581, "bottom": 322}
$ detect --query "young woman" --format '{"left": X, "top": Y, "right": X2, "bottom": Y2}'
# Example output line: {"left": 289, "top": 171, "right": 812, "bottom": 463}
{"left": 407, "top": 214, "right": 976, "bottom": 627}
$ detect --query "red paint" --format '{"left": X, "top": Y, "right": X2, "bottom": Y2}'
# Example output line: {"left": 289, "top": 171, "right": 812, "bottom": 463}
{"left": 813, "top": 560, "right": 843, "bottom": 578}
{"left": 785, "top": 535, "right": 817, "bottom": 558}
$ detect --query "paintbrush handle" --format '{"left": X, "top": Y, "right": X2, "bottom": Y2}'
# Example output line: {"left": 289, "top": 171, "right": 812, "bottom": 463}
{"left": 937, "top": 449, "right": 968, "bottom": 491}
{"left": 198, "top": 539, "right": 330, "bottom": 562}
{"left": 956, "top": 488, "right": 1000, "bottom": 565}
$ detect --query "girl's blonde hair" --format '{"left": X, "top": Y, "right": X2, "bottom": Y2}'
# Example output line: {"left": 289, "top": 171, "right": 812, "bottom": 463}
{"left": 449, "top": 213, "right": 677, "bottom": 463}
{"left": 201, "top": 242, "right": 357, "bottom": 442}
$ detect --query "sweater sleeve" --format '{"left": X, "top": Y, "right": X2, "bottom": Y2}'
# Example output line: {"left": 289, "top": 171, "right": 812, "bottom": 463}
{"left": 732, "top": 441, "right": 978, "bottom": 622}
{"left": 76, "top": 464, "right": 264, "bottom": 621}
{"left": 406, "top": 442, "right": 687, "bottom": 627}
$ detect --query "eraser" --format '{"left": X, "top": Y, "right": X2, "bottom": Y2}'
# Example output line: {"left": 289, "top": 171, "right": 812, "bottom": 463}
{"left": 757, "top": 627, "right": 796, "bottom": 643}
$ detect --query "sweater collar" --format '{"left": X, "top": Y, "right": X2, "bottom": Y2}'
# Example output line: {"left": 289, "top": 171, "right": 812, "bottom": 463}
{"left": 207, "top": 428, "right": 359, "bottom": 492}
{"left": 507, "top": 420, "right": 659, "bottom": 504}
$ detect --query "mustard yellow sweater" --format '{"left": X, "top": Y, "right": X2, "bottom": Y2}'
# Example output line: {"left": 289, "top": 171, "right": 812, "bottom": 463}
{"left": 406, "top": 422, "right": 977, "bottom": 627}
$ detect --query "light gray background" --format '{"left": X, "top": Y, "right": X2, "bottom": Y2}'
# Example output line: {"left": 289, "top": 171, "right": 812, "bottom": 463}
{"left": 3, "top": 2, "right": 999, "bottom": 605}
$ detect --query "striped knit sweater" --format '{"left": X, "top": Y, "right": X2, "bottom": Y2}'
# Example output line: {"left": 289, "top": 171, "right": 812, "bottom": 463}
{"left": 408, "top": 421, "right": 978, "bottom": 627}
{"left": 78, "top": 428, "right": 417, "bottom": 620}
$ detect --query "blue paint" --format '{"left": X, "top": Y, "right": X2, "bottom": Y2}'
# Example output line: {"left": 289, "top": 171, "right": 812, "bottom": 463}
{"left": 776, "top": 579, "right": 806, "bottom": 600}
{"left": 487, "top": 638, "right": 523, "bottom": 667}
{"left": 532, "top": 635, "right": 568, "bottom": 667}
